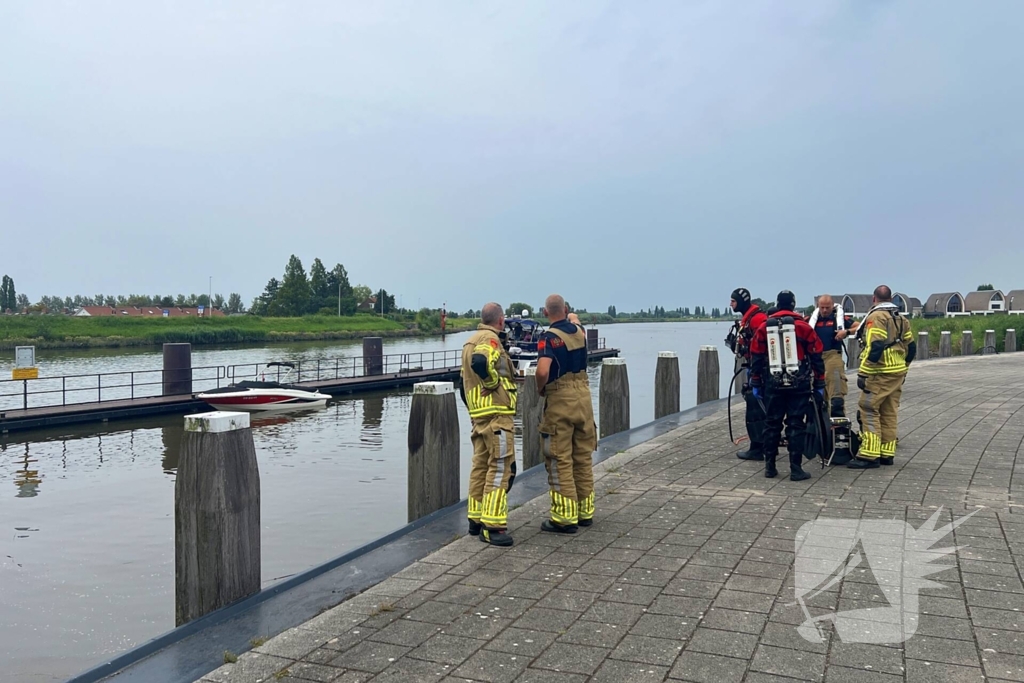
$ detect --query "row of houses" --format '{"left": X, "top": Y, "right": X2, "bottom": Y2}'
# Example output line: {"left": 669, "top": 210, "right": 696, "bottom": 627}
{"left": 74, "top": 306, "right": 226, "bottom": 318}
{"left": 830, "top": 290, "right": 1024, "bottom": 318}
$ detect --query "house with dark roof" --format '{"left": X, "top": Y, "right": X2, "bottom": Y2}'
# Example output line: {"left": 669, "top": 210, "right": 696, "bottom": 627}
{"left": 840, "top": 294, "right": 875, "bottom": 318}
{"left": 1006, "top": 290, "right": 1024, "bottom": 314}
{"left": 964, "top": 290, "right": 1006, "bottom": 314}
{"left": 892, "top": 293, "right": 922, "bottom": 318}
{"left": 923, "top": 292, "right": 966, "bottom": 318}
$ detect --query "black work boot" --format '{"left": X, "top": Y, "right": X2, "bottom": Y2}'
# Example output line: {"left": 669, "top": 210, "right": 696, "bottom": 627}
{"left": 880, "top": 457, "right": 894, "bottom": 466}
{"left": 479, "top": 527, "right": 514, "bottom": 547}
{"left": 577, "top": 518, "right": 594, "bottom": 527}
{"left": 468, "top": 520, "right": 482, "bottom": 536}
{"left": 541, "top": 520, "right": 578, "bottom": 534}
{"left": 737, "top": 443, "right": 765, "bottom": 461}
{"left": 847, "top": 457, "right": 880, "bottom": 469}
{"left": 789, "top": 453, "right": 811, "bottom": 481}
{"left": 764, "top": 453, "right": 778, "bottom": 479}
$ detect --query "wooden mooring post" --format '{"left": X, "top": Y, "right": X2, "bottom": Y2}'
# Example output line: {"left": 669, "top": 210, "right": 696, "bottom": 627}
{"left": 363, "top": 337, "right": 384, "bottom": 376}
{"left": 696, "top": 346, "right": 720, "bottom": 405}
{"left": 917, "top": 331, "right": 929, "bottom": 361}
{"left": 175, "top": 411, "right": 260, "bottom": 627}
{"left": 163, "top": 343, "right": 193, "bottom": 396}
{"left": 654, "top": 351, "right": 680, "bottom": 419}
{"left": 939, "top": 331, "right": 952, "bottom": 357}
{"left": 407, "top": 382, "right": 459, "bottom": 522}
{"left": 599, "top": 358, "right": 629, "bottom": 438}
{"left": 984, "top": 330, "right": 996, "bottom": 355}
{"left": 962, "top": 330, "right": 974, "bottom": 356}
{"left": 520, "top": 367, "right": 544, "bottom": 470}
{"left": 846, "top": 337, "right": 860, "bottom": 370}
{"left": 1007, "top": 329, "right": 1018, "bottom": 353}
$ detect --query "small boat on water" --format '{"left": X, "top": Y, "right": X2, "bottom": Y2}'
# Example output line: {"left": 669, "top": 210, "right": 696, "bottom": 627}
{"left": 505, "top": 315, "right": 544, "bottom": 379}
{"left": 197, "top": 362, "right": 330, "bottom": 412}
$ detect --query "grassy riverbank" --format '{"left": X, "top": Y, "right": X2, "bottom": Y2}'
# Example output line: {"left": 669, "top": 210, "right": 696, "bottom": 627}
{"left": 0, "top": 314, "right": 479, "bottom": 350}
{"left": 911, "top": 315, "right": 1024, "bottom": 355}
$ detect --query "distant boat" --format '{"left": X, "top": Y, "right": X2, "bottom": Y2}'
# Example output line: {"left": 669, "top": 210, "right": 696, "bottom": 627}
{"left": 197, "top": 362, "right": 330, "bottom": 412}
{"left": 505, "top": 316, "right": 544, "bottom": 379}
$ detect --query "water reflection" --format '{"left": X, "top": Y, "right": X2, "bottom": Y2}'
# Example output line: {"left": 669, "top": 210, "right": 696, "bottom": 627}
{"left": 161, "top": 424, "right": 181, "bottom": 473}
{"left": 14, "top": 444, "right": 42, "bottom": 498}
{"left": 361, "top": 395, "right": 385, "bottom": 448}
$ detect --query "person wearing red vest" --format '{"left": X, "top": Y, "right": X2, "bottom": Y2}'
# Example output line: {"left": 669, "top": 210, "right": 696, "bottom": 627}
{"left": 749, "top": 291, "right": 825, "bottom": 481}
{"left": 726, "top": 288, "right": 768, "bottom": 460}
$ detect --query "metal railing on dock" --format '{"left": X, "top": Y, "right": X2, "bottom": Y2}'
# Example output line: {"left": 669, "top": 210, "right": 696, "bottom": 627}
{"left": 0, "top": 366, "right": 227, "bottom": 411}
{"left": 224, "top": 350, "right": 463, "bottom": 385}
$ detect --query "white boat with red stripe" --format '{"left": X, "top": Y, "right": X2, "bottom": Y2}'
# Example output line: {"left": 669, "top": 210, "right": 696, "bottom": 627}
{"left": 197, "top": 362, "right": 330, "bottom": 412}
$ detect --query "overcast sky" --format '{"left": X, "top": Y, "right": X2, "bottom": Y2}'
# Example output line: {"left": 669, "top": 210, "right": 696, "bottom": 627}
{"left": 2, "top": 1, "right": 1021, "bottom": 313}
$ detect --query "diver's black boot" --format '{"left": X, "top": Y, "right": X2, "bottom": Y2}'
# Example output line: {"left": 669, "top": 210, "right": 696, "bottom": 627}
{"left": 789, "top": 451, "right": 811, "bottom": 481}
{"left": 737, "top": 443, "right": 765, "bottom": 461}
{"left": 764, "top": 452, "right": 778, "bottom": 479}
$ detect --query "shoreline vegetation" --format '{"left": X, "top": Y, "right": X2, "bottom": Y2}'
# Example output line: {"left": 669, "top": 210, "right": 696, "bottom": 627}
{"left": 911, "top": 316, "right": 1024, "bottom": 355}
{"left": 0, "top": 314, "right": 735, "bottom": 351}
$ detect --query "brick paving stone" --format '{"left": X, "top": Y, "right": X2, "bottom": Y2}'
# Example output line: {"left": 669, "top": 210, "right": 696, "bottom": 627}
{"left": 629, "top": 613, "right": 698, "bottom": 641}
{"left": 510, "top": 606, "right": 579, "bottom": 633}
{"left": 687, "top": 627, "right": 758, "bottom": 659}
{"left": 483, "top": 627, "right": 557, "bottom": 658}
{"left": 905, "top": 635, "right": 982, "bottom": 667}
{"left": 749, "top": 644, "right": 826, "bottom": 681}
{"left": 557, "top": 619, "right": 628, "bottom": 649}
{"left": 824, "top": 667, "right": 902, "bottom": 683}
{"left": 601, "top": 583, "right": 664, "bottom": 606}
{"left": 982, "top": 652, "right": 1024, "bottom": 682}
{"left": 405, "top": 634, "right": 483, "bottom": 666}
{"left": 369, "top": 619, "right": 441, "bottom": 647}
{"left": 201, "top": 653, "right": 296, "bottom": 683}
{"left": 450, "top": 649, "right": 530, "bottom": 683}
{"left": 712, "top": 589, "right": 776, "bottom": 614}
{"left": 905, "top": 660, "right": 986, "bottom": 682}
{"left": 366, "top": 656, "right": 450, "bottom": 683}
{"left": 536, "top": 588, "right": 600, "bottom": 612}
{"left": 699, "top": 607, "right": 767, "bottom": 635}
{"left": 590, "top": 658, "right": 670, "bottom": 683}
{"left": 531, "top": 643, "right": 612, "bottom": 676}
{"left": 829, "top": 642, "right": 905, "bottom": 675}
{"left": 610, "top": 634, "right": 685, "bottom": 666}
{"left": 580, "top": 599, "right": 648, "bottom": 626}
{"left": 668, "top": 651, "right": 748, "bottom": 682}
{"left": 329, "top": 642, "right": 411, "bottom": 674}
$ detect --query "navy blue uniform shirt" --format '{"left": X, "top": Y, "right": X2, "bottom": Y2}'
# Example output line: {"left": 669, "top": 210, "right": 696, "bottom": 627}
{"left": 538, "top": 320, "right": 588, "bottom": 383}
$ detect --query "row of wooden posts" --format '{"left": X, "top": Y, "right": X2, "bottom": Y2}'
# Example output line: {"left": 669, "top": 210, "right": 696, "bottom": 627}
{"left": 843, "top": 328, "right": 1018, "bottom": 370}
{"left": 172, "top": 346, "right": 725, "bottom": 627}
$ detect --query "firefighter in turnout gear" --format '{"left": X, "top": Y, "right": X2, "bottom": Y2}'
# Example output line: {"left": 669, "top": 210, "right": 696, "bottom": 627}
{"left": 461, "top": 302, "right": 519, "bottom": 546}
{"left": 807, "top": 294, "right": 860, "bottom": 417}
{"left": 535, "top": 295, "right": 597, "bottom": 533}
{"left": 849, "top": 285, "right": 915, "bottom": 469}
{"left": 750, "top": 291, "right": 825, "bottom": 481}
{"left": 726, "top": 288, "right": 769, "bottom": 460}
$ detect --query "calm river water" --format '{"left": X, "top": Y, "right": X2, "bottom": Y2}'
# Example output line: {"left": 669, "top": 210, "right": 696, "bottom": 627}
{"left": 0, "top": 322, "right": 732, "bottom": 681}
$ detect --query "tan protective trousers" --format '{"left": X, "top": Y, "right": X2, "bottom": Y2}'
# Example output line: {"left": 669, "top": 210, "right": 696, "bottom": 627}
{"left": 539, "top": 374, "right": 597, "bottom": 526}
{"left": 858, "top": 373, "right": 905, "bottom": 459}
{"left": 467, "top": 414, "right": 516, "bottom": 529}
{"left": 823, "top": 349, "right": 848, "bottom": 405}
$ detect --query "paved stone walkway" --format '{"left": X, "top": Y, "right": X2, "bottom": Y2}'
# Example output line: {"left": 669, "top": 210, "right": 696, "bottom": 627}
{"left": 199, "top": 353, "right": 1024, "bottom": 683}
